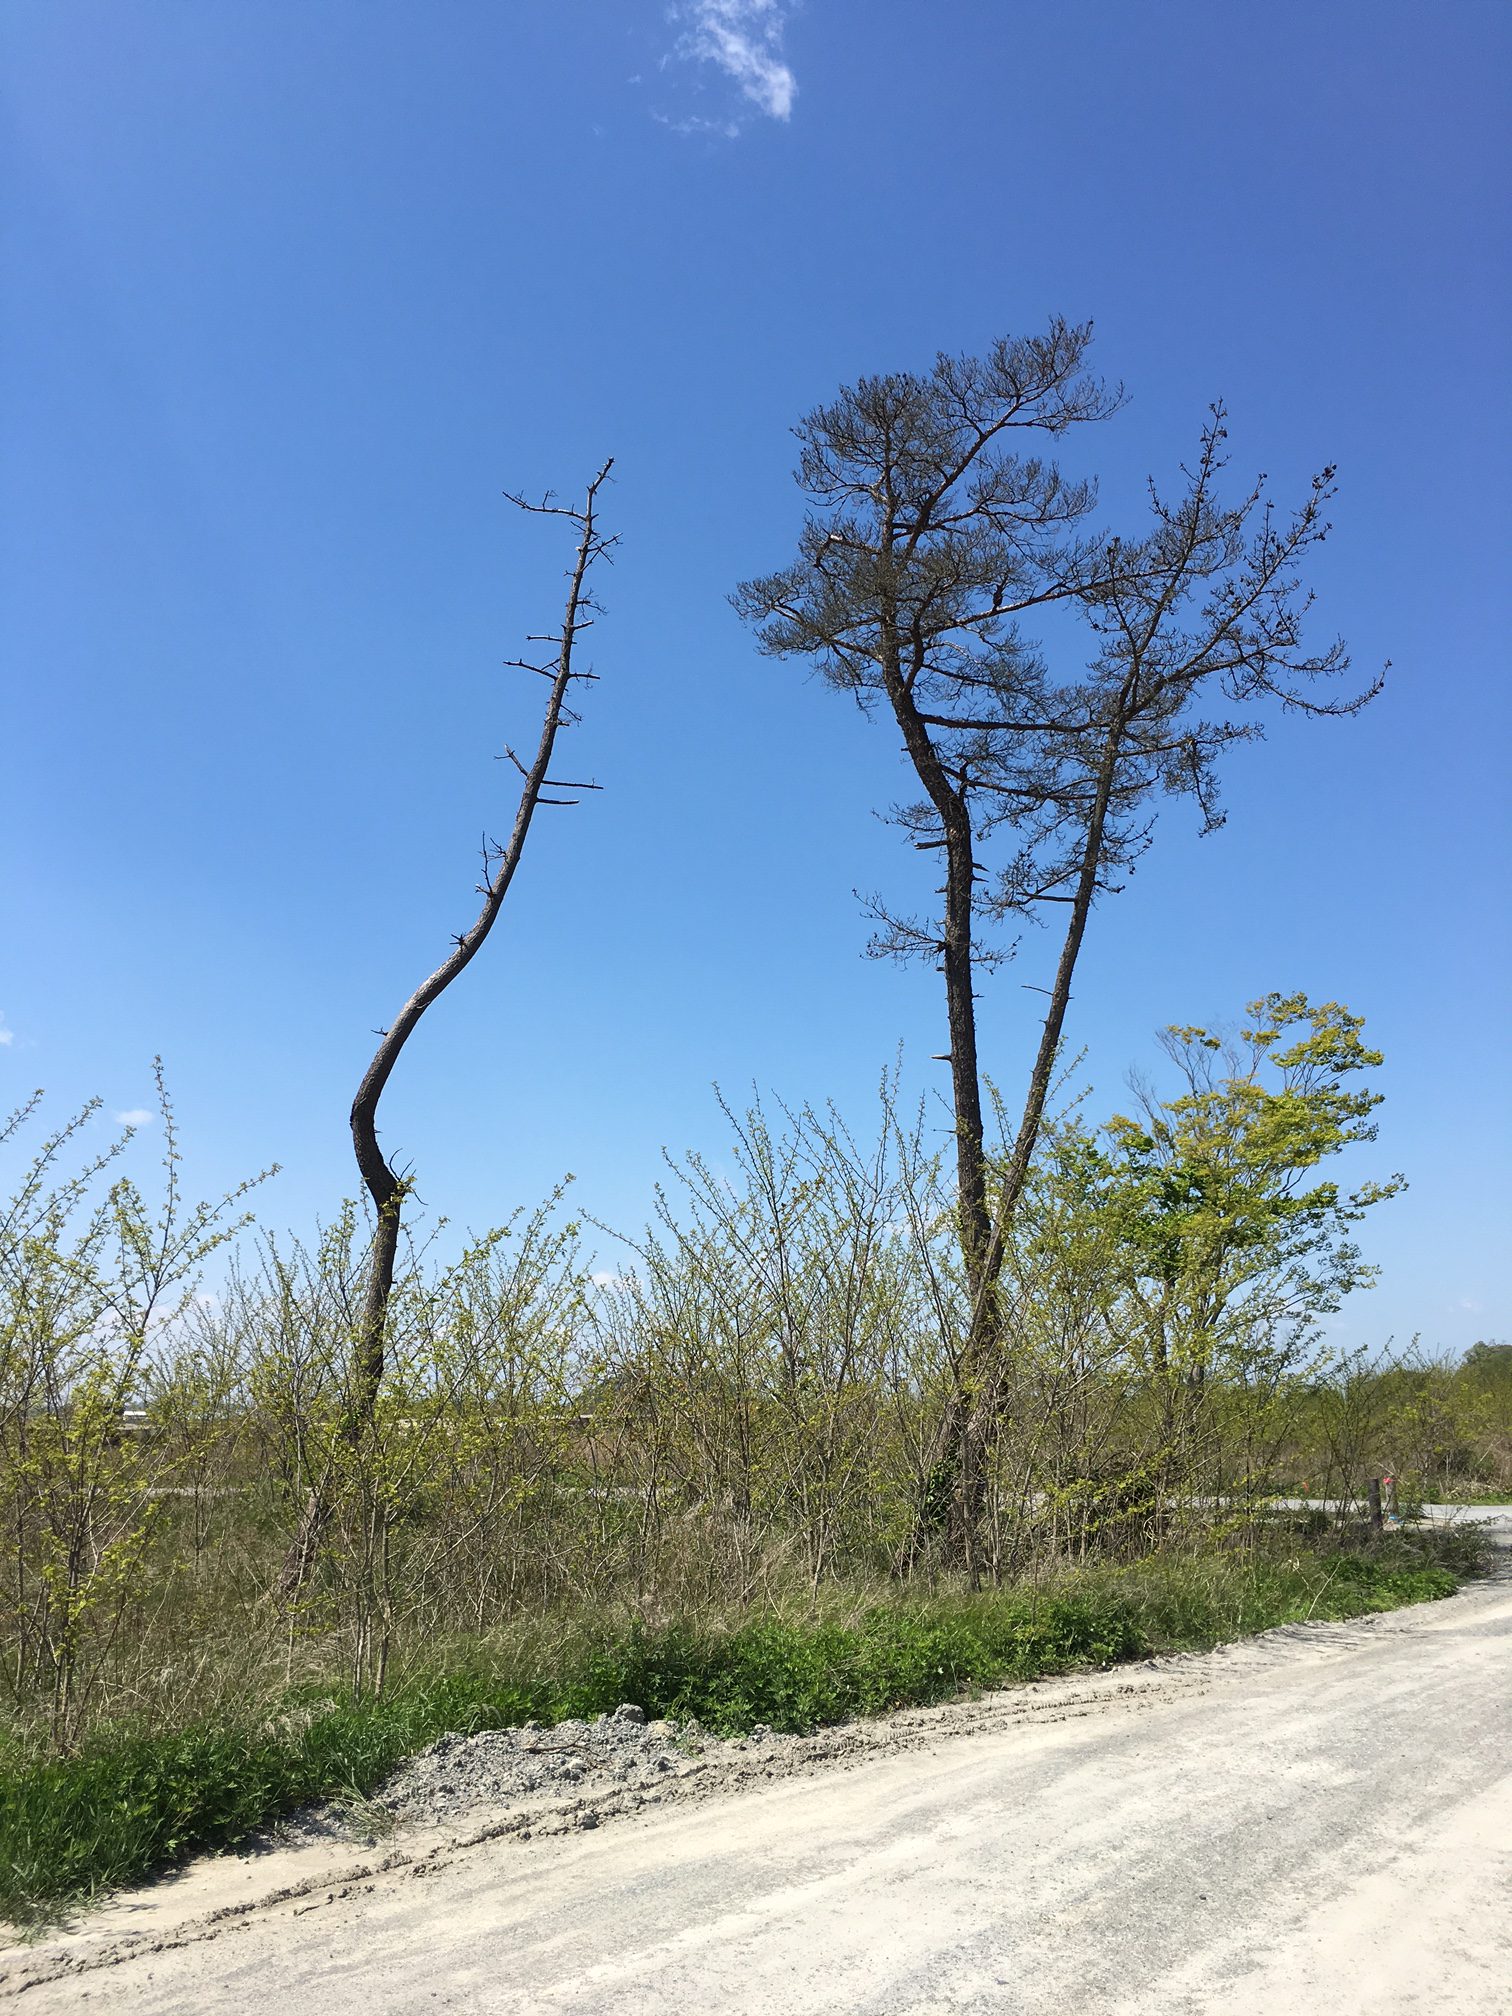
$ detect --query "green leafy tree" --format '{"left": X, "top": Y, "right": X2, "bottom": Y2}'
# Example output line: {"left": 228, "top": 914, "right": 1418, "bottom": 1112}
{"left": 1462, "top": 1341, "right": 1512, "bottom": 1384}
{"left": 1454, "top": 1342, "right": 1512, "bottom": 1493}
{"left": 1088, "top": 993, "right": 1403, "bottom": 1468}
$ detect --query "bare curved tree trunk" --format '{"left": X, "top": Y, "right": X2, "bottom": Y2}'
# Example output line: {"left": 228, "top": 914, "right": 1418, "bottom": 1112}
{"left": 280, "top": 461, "right": 615, "bottom": 1596}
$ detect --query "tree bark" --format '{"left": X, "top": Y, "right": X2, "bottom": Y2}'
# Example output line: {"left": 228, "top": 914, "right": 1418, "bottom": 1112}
{"left": 901, "top": 698, "right": 1131, "bottom": 1574}
{"left": 941, "top": 797, "right": 993, "bottom": 1302}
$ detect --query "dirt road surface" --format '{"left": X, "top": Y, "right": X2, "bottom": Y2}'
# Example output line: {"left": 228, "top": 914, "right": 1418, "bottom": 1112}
{"left": 8, "top": 1559, "right": 1510, "bottom": 2015}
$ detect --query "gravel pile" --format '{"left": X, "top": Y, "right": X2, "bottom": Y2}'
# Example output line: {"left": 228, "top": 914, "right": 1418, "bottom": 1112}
{"left": 285, "top": 1705, "right": 793, "bottom": 1848}
{"left": 383, "top": 1707, "right": 703, "bottom": 1827}
{"left": 276, "top": 1666, "right": 1187, "bottom": 1854}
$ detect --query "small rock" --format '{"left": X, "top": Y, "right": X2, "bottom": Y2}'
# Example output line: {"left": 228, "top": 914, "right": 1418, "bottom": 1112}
{"left": 613, "top": 1703, "right": 647, "bottom": 1726}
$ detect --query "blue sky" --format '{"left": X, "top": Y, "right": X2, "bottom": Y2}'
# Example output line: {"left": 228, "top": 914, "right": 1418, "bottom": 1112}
{"left": 3, "top": 0, "right": 1508, "bottom": 1349}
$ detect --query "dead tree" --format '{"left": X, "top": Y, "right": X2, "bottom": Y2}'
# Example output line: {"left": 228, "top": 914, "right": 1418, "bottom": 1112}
{"left": 281, "top": 460, "right": 615, "bottom": 1594}
{"left": 735, "top": 322, "right": 1118, "bottom": 1328}
{"left": 736, "top": 323, "right": 1382, "bottom": 1573}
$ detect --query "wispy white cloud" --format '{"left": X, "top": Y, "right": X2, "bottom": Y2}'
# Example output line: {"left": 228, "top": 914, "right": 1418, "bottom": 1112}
{"left": 671, "top": 1, "right": 798, "bottom": 127}
{"left": 0, "top": 1017, "right": 12, "bottom": 1048}
{"left": 653, "top": 108, "right": 742, "bottom": 140}
{"left": 115, "top": 1108, "right": 155, "bottom": 1128}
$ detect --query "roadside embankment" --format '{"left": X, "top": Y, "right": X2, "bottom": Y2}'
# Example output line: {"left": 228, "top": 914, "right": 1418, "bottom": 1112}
{"left": 5, "top": 1549, "right": 1509, "bottom": 2015}
{"left": 0, "top": 1527, "right": 1484, "bottom": 1927}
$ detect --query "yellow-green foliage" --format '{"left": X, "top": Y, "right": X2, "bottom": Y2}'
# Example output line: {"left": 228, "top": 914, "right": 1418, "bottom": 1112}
{"left": 0, "top": 1012, "right": 1497, "bottom": 1762}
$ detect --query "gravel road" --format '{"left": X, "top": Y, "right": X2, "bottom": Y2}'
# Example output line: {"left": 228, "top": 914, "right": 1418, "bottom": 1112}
{"left": 7, "top": 1552, "right": 1510, "bottom": 2015}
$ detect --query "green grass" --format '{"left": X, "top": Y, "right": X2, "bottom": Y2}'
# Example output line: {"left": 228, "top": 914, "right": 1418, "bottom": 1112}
{"left": 0, "top": 1537, "right": 1474, "bottom": 1927}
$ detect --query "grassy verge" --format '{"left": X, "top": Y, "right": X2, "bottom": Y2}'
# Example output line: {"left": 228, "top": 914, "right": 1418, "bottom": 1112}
{"left": 0, "top": 1534, "right": 1479, "bottom": 1927}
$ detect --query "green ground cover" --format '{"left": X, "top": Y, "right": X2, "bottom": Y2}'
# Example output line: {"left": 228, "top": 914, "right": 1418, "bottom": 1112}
{"left": 0, "top": 1534, "right": 1475, "bottom": 1928}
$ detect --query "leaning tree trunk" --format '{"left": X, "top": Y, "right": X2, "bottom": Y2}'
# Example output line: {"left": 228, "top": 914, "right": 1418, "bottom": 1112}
{"left": 278, "top": 461, "right": 615, "bottom": 1597}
